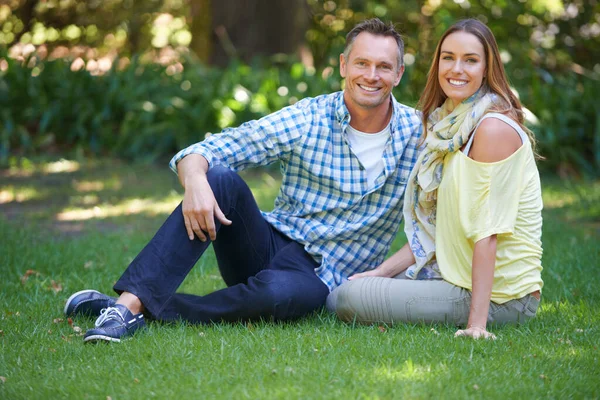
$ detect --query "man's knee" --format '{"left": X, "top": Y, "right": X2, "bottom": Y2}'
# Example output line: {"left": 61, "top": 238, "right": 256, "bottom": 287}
{"left": 206, "top": 165, "right": 236, "bottom": 185}
{"left": 253, "top": 270, "right": 328, "bottom": 321}
{"left": 205, "top": 166, "right": 250, "bottom": 204}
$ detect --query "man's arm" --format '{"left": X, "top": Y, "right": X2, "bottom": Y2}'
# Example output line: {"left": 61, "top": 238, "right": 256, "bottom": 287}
{"left": 177, "top": 154, "right": 231, "bottom": 242}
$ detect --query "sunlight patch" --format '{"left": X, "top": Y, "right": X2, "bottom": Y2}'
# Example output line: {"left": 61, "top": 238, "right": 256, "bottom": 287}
{"left": 55, "top": 196, "right": 180, "bottom": 221}
{"left": 375, "top": 359, "right": 431, "bottom": 382}
{"left": 44, "top": 159, "right": 80, "bottom": 174}
{"left": 0, "top": 187, "right": 39, "bottom": 204}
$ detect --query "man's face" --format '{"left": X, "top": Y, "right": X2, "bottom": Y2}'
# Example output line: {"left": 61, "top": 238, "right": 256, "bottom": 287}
{"left": 340, "top": 32, "right": 404, "bottom": 113}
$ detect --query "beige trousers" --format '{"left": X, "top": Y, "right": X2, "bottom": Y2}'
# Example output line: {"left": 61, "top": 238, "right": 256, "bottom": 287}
{"left": 326, "top": 273, "right": 539, "bottom": 326}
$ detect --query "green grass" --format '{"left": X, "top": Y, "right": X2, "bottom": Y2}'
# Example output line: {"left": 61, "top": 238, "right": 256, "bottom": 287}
{"left": 1, "top": 158, "right": 599, "bottom": 399}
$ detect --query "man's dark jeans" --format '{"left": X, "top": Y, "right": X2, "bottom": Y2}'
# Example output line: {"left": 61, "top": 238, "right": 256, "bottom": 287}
{"left": 113, "top": 166, "right": 329, "bottom": 324}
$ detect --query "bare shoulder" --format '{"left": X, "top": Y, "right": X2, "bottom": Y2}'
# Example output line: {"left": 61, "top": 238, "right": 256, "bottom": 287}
{"left": 469, "top": 117, "right": 523, "bottom": 163}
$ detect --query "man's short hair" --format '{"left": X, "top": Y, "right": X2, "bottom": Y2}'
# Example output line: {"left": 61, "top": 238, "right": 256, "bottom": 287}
{"left": 343, "top": 18, "right": 404, "bottom": 70}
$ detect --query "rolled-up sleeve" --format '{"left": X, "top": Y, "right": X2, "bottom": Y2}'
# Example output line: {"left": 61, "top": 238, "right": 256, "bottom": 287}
{"left": 169, "top": 100, "right": 313, "bottom": 174}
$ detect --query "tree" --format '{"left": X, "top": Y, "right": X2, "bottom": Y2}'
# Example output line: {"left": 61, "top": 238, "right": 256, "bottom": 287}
{"left": 188, "top": 0, "right": 309, "bottom": 66}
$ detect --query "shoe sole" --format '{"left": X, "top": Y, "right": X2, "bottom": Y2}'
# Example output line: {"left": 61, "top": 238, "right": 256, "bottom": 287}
{"left": 63, "top": 289, "right": 103, "bottom": 316}
{"left": 84, "top": 334, "right": 121, "bottom": 343}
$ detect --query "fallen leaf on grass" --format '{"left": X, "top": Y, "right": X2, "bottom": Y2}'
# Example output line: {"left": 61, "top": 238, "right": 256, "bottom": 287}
{"left": 0, "top": 376, "right": 6, "bottom": 383}
{"left": 50, "top": 280, "right": 63, "bottom": 294}
{"left": 20, "top": 269, "right": 40, "bottom": 284}
{"left": 84, "top": 261, "right": 94, "bottom": 269}
{"left": 473, "top": 384, "right": 479, "bottom": 390}
{"left": 73, "top": 326, "right": 82, "bottom": 334}
{"left": 133, "top": 378, "right": 140, "bottom": 384}
{"left": 67, "top": 318, "right": 73, "bottom": 327}
{"left": 53, "top": 318, "right": 64, "bottom": 324}
{"left": 540, "top": 374, "right": 547, "bottom": 380}
{"left": 378, "top": 326, "right": 386, "bottom": 333}
{"left": 49, "top": 348, "right": 56, "bottom": 353}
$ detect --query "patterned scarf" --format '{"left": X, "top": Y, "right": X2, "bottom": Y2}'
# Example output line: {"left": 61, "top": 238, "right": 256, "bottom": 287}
{"left": 404, "top": 89, "right": 500, "bottom": 279}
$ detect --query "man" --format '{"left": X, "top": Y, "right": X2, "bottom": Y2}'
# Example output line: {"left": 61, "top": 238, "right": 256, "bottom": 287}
{"left": 64, "top": 18, "right": 421, "bottom": 343}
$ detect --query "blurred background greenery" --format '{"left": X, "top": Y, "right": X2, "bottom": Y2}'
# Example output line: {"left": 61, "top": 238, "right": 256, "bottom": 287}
{"left": 0, "top": 0, "right": 598, "bottom": 177}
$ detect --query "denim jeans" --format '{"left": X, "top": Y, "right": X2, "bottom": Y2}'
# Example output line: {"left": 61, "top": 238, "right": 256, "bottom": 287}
{"left": 327, "top": 272, "right": 539, "bottom": 326}
{"left": 114, "top": 166, "right": 329, "bottom": 324}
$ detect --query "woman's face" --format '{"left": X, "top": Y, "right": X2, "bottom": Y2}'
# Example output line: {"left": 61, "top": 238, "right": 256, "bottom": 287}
{"left": 438, "top": 31, "right": 487, "bottom": 108}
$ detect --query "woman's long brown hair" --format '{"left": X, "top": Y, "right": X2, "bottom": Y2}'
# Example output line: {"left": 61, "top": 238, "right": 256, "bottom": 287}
{"left": 417, "top": 19, "right": 538, "bottom": 152}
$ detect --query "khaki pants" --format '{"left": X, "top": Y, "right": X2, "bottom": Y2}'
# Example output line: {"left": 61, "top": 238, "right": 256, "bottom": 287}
{"left": 326, "top": 273, "right": 539, "bottom": 326}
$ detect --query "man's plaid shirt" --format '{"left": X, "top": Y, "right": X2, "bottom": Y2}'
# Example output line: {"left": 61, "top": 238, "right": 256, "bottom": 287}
{"left": 170, "top": 91, "right": 422, "bottom": 290}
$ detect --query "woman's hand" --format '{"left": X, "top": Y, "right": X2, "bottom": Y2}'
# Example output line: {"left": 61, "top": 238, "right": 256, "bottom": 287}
{"left": 455, "top": 326, "right": 496, "bottom": 340}
{"left": 348, "top": 267, "right": 388, "bottom": 280}
{"left": 348, "top": 243, "right": 416, "bottom": 280}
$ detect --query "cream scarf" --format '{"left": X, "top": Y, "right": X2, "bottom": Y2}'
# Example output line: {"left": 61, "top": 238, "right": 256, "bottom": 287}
{"left": 404, "top": 89, "right": 500, "bottom": 279}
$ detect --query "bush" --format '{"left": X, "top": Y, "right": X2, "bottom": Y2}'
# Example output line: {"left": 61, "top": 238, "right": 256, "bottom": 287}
{"left": 0, "top": 52, "right": 340, "bottom": 164}
{"left": 1, "top": 49, "right": 598, "bottom": 178}
{"left": 521, "top": 70, "right": 600, "bottom": 177}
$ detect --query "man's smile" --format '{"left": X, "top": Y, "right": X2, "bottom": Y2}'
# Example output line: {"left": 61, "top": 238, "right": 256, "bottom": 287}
{"left": 358, "top": 84, "right": 380, "bottom": 92}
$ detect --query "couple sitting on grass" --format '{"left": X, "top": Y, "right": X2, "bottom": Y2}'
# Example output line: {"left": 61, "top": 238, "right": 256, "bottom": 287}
{"left": 65, "top": 18, "right": 542, "bottom": 343}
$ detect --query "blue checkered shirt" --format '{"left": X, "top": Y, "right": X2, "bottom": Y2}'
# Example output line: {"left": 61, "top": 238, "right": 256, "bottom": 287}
{"left": 170, "top": 91, "right": 422, "bottom": 290}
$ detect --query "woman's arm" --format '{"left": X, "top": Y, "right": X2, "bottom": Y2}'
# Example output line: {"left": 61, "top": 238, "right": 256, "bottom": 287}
{"left": 456, "top": 116, "right": 522, "bottom": 340}
{"left": 455, "top": 235, "right": 497, "bottom": 340}
{"left": 349, "top": 242, "right": 415, "bottom": 279}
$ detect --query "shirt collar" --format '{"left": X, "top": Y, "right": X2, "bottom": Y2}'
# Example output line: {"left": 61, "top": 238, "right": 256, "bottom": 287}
{"left": 335, "top": 91, "right": 400, "bottom": 134}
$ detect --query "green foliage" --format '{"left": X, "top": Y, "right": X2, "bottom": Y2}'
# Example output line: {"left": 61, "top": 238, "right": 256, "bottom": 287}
{"left": 522, "top": 70, "right": 600, "bottom": 176}
{"left": 2, "top": 48, "right": 599, "bottom": 176}
{"left": 0, "top": 51, "right": 340, "bottom": 164}
{"left": 2, "top": 1, "right": 600, "bottom": 175}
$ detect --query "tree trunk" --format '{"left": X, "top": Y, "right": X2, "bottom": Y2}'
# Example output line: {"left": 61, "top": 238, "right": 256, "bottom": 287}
{"left": 12, "top": 0, "right": 38, "bottom": 45}
{"left": 188, "top": 0, "right": 308, "bottom": 66}
{"left": 188, "top": 0, "right": 212, "bottom": 63}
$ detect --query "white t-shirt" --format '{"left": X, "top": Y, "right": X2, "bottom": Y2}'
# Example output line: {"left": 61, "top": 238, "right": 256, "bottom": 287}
{"left": 346, "top": 124, "right": 391, "bottom": 188}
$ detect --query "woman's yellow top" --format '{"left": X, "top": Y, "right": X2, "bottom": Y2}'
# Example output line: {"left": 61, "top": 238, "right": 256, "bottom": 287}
{"left": 436, "top": 113, "right": 543, "bottom": 303}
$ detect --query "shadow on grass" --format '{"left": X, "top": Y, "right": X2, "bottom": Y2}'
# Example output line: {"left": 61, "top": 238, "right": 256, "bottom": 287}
{"left": 0, "top": 158, "right": 281, "bottom": 237}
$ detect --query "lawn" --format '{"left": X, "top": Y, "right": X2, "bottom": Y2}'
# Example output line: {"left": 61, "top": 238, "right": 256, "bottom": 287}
{"left": 1, "top": 158, "right": 599, "bottom": 399}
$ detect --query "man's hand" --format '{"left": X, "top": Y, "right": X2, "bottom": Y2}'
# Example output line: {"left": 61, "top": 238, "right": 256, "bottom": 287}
{"left": 177, "top": 154, "right": 231, "bottom": 241}
{"left": 182, "top": 175, "right": 232, "bottom": 241}
{"left": 454, "top": 326, "right": 496, "bottom": 340}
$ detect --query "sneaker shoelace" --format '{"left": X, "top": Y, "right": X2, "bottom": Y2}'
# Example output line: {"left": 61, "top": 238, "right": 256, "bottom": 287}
{"left": 94, "top": 306, "right": 124, "bottom": 327}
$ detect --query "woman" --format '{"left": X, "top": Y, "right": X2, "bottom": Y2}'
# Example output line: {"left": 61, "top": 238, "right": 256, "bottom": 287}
{"left": 327, "top": 19, "right": 543, "bottom": 340}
